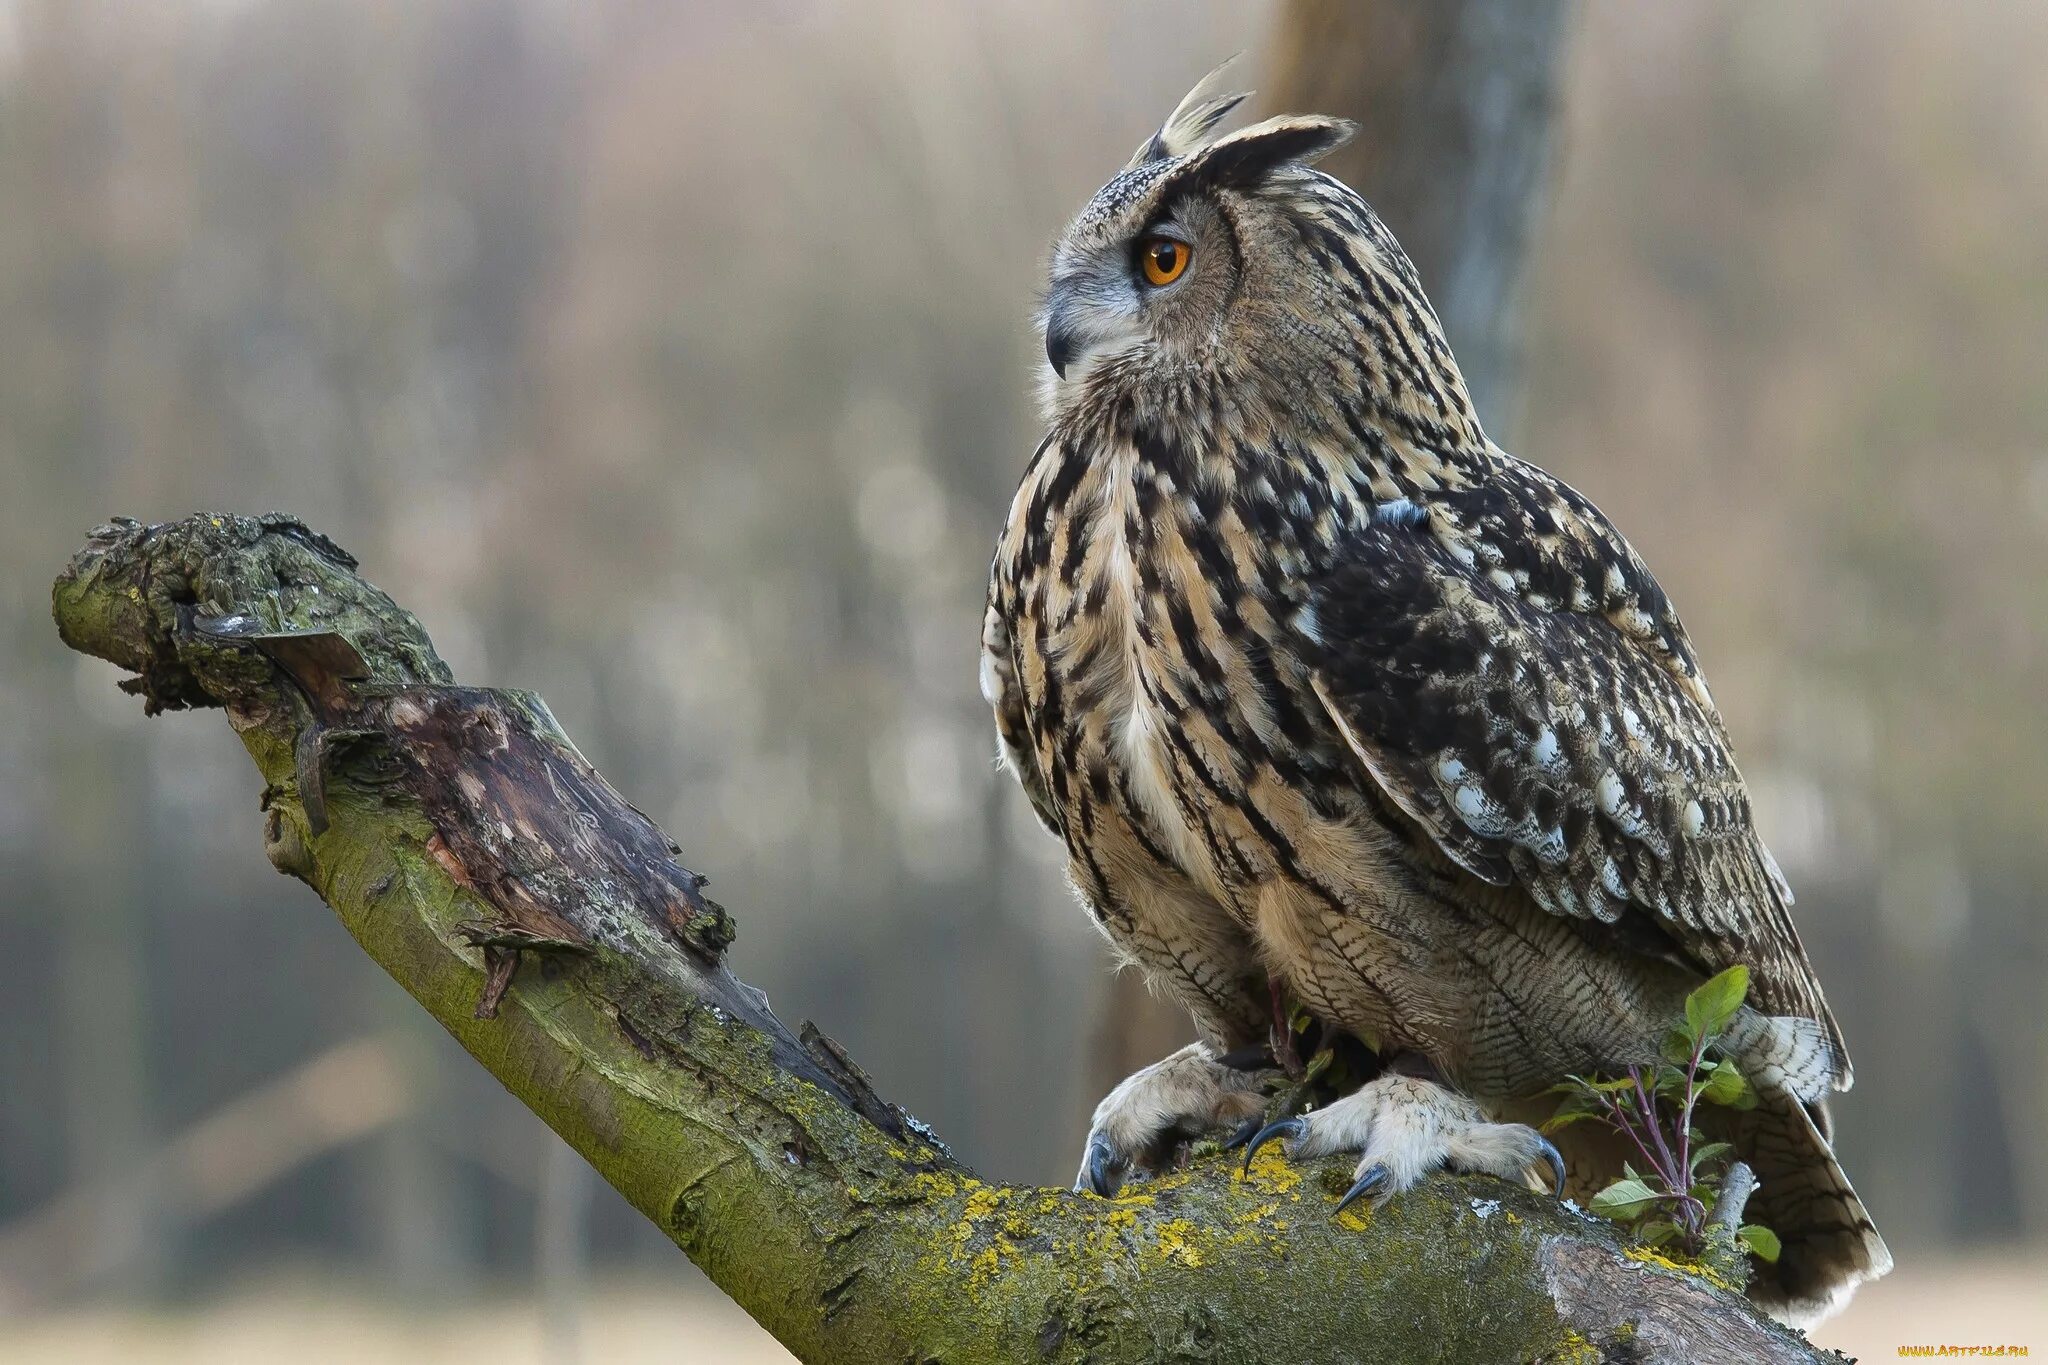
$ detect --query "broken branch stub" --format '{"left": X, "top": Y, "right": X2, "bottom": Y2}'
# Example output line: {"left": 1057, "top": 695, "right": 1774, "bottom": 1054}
{"left": 53, "top": 513, "right": 890, "bottom": 1125}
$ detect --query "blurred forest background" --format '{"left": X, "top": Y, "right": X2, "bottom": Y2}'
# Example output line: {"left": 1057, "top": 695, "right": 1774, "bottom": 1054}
{"left": 2, "top": 0, "right": 2045, "bottom": 1360}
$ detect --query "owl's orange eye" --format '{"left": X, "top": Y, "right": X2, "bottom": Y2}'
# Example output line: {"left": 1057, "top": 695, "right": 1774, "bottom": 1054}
{"left": 1139, "top": 236, "right": 1191, "bottom": 287}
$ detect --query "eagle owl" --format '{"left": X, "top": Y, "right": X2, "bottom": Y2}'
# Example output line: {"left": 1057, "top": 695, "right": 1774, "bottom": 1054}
{"left": 981, "top": 69, "right": 1889, "bottom": 1323}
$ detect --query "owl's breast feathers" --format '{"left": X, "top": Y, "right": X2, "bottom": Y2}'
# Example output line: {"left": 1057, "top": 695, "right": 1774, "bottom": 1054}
{"left": 988, "top": 413, "right": 1846, "bottom": 1089}
{"left": 985, "top": 417, "right": 1368, "bottom": 919}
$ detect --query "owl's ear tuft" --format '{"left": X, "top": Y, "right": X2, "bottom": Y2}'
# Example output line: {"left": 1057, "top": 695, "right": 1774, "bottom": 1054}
{"left": 1128, "top": 58, "right": 1251, "bottom": 168}
{"left": 1180, "top": 114, "right": 1357, "bottom": 190}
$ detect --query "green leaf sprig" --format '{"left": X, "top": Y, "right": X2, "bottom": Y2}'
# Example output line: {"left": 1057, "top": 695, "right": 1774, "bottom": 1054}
{"left": 1544, "top": 966, "right": 1779, "bottom": 1265}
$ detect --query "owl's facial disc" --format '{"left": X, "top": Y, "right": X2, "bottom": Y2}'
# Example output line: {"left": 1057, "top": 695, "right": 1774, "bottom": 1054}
{"left": 1042, "top": 248, "right": 1146, "bottom": 381}
{"left": 1042, "top": 216, "right": 1202, "bottom": 383}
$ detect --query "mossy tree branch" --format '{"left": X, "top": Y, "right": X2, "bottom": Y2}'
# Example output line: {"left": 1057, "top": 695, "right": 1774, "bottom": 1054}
{"left": 51, "top": 513, "right": 1839, "bottom": 1364}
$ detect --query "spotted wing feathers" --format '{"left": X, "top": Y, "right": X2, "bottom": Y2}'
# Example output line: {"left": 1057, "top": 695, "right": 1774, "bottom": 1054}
{"left": 1307, "top": 461, "right": 1848, "bottom": 1088}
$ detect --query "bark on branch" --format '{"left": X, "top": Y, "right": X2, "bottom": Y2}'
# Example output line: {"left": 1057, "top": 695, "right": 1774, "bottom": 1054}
{"left": 50, "top": 513, "right": 1840, "bottom": 1364}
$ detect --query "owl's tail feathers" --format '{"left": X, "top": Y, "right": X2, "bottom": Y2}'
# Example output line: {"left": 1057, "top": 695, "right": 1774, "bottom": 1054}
{"left": 1730, "top": 1095, "right": 1892, "bottom": 1327}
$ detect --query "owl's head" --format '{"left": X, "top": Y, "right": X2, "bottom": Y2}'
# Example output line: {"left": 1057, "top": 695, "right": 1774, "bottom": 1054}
{"left": 1040, "top": 65, "right": 1479, "bottom": 449}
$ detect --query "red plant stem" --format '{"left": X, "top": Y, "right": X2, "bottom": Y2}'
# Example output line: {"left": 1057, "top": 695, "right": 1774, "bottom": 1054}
{"left": 1595, "top": 1088, "right": 1668, "bottom": 1189}
{"left": 1675, "top": 1035, "right": 1707, "bottom": 1207}
{"left": 1634, "top": 1067, "right": 1711, "bottom": 1241}
{"left": 1632, "top": 1069, "right": 1680, "bottom": 1187}
{"left": 1577, "top": 1038, "right": 1728, "bottom": 1248}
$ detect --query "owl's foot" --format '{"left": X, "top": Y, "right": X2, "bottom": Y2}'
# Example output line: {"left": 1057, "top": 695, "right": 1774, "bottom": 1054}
{"left": 1240, "top": 1071, "right": 1564, "bottom": 1213}
{"left": 1074, "top": 1042, "right": 1271, "bottom": 1196}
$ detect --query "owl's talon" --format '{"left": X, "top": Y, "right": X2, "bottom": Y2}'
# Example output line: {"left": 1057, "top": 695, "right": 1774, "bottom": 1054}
{"left": 1335, "top": 1164, "right": 1390, "bottom": 1214}
{"left": 1074, "top": 1042, "right": 1271, "bottom": 1196}
{"left": 1076, "top": 1134, "right": 1123, "bottom": 1196}
{"left": 1240, "top": 1116, "right": 1309, "bottom": 1176}
{"left": 1538, "top": 1138, "right": 1566, "bottom": 1198}
{"left": 1222, "top": 1115, "right": 1266, "bottom": 1152}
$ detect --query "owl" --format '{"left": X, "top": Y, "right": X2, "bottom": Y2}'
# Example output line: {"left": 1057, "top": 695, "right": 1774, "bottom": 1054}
{"left": 981, "top": 68, "right": 1890, "bottom": 1323}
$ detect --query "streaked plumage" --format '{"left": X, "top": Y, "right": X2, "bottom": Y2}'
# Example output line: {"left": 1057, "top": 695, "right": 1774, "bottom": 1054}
{"left": 983, "top": 68, "right": 1888, "bottom": 1321}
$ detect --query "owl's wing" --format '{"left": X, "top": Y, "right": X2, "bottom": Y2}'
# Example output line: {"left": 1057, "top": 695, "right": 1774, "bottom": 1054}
{"left": 1306, "top": 458, "right": 1847, "bottom": 1085}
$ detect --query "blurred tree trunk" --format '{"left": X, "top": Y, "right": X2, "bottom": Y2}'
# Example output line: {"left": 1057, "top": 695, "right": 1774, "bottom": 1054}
{"left": 28, "top": 0, "right": 172, "bottom": 1291}
{"left": 51, "top": 733, "right": 165, "bottom": 1297}
{"left": 1268, "top": 0, "right": 1571, "bottom": 441}
{"left": 1090, "top": 0, "right": 1575, "bottom": 1108}
{"left": 535, "top": 1137, "right": 593, "bottom": 1365}
{"left": 47, "top": 512, "right": 1833, "bottom": 1365}
{"left": 362, "top": 1009, "right": 473, "bottom": 1302}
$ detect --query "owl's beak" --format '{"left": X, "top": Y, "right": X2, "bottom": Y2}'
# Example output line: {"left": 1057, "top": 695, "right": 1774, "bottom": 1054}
{"left": 1042, "top": 279, "right": 1092, "bottom": 379}
{"left": 1044, "top": 279, "right": 1122, "bottom": 381}
{"left": 1044, "top": 313, "right": 1079, "bottom": 379}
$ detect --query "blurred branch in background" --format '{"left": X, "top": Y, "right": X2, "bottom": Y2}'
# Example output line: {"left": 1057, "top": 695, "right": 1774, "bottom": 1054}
{"left": 0, "top": 1036, "right": 409, "bottom": 1310}
{"left": 1090, "top": 0, "right": 1574, "bottom": 1107}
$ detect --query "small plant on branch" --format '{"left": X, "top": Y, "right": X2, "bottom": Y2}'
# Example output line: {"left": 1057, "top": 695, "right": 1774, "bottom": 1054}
{"left": 1545, "top": 965, "right": 1781, "bottom": 1269}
